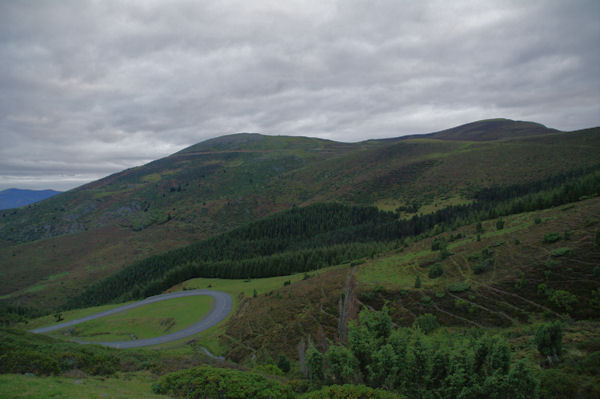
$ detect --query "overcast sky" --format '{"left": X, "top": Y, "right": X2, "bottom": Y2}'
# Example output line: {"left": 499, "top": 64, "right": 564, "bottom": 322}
{"left": 1, "top": 0, "right": 599, "bottom": 191}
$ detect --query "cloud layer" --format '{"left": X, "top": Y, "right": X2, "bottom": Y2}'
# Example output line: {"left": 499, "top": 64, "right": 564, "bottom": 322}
{"left": 1, "top": 0, "right": 599, "bottom": 190}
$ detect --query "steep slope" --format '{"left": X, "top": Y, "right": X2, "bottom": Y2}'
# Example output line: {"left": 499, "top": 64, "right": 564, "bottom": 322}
{"left": 0, "top": 120, "right": 598, "bottom": 309}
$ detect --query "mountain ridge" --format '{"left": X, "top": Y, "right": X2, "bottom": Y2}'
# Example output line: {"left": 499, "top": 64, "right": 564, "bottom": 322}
{"left": 0, "top": 188, "right": 61, "bottom": 211}
{"left": 0, "top": 119, "right": 598, "bottom": 309}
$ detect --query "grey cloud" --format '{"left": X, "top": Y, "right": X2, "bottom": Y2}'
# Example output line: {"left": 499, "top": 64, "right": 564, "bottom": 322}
{"left": 0, "top": 0, "right": 599, "bottom": 190}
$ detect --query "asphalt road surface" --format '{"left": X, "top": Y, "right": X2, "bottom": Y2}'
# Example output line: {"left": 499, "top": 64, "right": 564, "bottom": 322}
{"left": 30, "top": 289, "right": 233, "bottom": 349}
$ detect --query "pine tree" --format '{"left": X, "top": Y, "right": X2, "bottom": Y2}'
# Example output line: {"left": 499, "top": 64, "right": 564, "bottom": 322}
{"left": 367, "top": 344, "right": 398, "bottom": 389}
{"left": 306, "top": 344, "right": 324, "bottom": 383}
{"left": 325, "top": 345, "right": 357, "bottom": 384}
{"left": 405, "top": 334, "right": 429, "bottom": 399}
{"left": 414, "top": 275, "right": 422, "bottom": 288}
{"left": 535, "top": 321, "right": 563, "bottom": 364}
{"left": 496, "top": 218, "right": 505, "bottom": 230}
{"left": 506, "top": 361, "right": 540, "bottom": 399}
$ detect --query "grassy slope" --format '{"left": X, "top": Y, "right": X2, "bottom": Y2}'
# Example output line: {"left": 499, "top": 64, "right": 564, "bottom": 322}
{"left": 1, "top": 123, "right": 598, "bottom": 310}
{"left": 0, "top": 372, "right": 168, "bottom": 399}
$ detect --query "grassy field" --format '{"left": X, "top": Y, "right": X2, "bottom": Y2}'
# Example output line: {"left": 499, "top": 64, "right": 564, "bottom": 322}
{"left": 0, "top": 372, "right": 168, "bottom": 399}
{"left": 27, "top": 295, "right": 213, "bottom": 344}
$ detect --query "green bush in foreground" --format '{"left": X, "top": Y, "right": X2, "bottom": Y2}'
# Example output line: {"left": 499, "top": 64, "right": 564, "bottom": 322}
{"left": 0, "top": 329, "right": 118, "bottom": 376}
{"left": 152, "top": 365, "right": 294, "bottom": 399}
{"left": 301, "top": 384, "right": 404, "bottom": 399}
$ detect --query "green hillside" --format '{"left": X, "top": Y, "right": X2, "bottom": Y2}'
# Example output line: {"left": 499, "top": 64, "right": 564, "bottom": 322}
{"left": 1, "top": 120, "right": 599, "bottom": 311}
{"left": 1, "top": 119, "right": 599, "bottom": 397}
{"left": 2, "top": 196, "right": 599, "bottom": 398}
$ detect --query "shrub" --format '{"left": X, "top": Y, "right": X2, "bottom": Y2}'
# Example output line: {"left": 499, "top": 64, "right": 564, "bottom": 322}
{"left": 543, "top": 233, "right": 561, "bottom": 244}
{"left": 549, "top": 290, "right": 578, "bottom": 312}
{"left": 496, "top": 218, "right": 505, "bottom": 230}
{"left": 535, "top": 321, "right": 563, "bottom": 361}
{"left": 0, "top": 351, "right": 60, "bottom": 375}
{"left": 539, "top": 370, "right": 578, "bottom": 399}
{"left": 428, "top": 264, "right": 444, "bottom": 279}
{"left": 534, "top": 217, "right": 542, "bottom": 224}
{"left": 431, "top": 237, "right": 447, "bottom": 251}
{"left": 300, "top": 384, "right": 402, "bottom": 399}
{"left": 454, "top": 299, "right": 468, "bottom": 310}
{"left": 325, "top": 346, "right": 358, "bottom": 385}
{"left": 472, "top": 258, "right": 493, "bottom": 274}
{"left": 413, "top": 314, "right": 439, "bottom": 334}
{"left": 476, "top": 222, "right": 485, "bottom": 234}
{"left": 551, "top": 247, "right": 573, "bottom": 257}
{"left": 253, "top": 364, "right": 284, "bottom": 376}
{"left": 439, "top": 248, "right": 452, "bottom": 259}
{"left": 449, "top": 282, "right": 471, "bottom": 293}
{"left": 0, "top": 330, "right": 119, "bottom": 377}
{"left": 414, "top": 275, "right": 422, "bottom": 289}
{"left": 468, "top": 247, "right": 493, "bottom": 262}
{"left": 449, "top": 233, "right": 463, "bottom": 241}
{"left": 306, "top": 345, "right": 324, "bottom": 382}
{"left": 152, "top": 366, "right": 295, "bottom": 399}
{"left": 420, "top": 296, "right": 432, "bottom": 306}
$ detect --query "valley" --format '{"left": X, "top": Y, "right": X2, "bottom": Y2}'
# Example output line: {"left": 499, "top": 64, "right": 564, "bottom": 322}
{"left": 1, "top": 119, "right": 599, "bottom": 398}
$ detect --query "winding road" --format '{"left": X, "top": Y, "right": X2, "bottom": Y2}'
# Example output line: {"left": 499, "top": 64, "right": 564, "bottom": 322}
{"left": 30, "top": 290, "right": 233, "bottom": 349}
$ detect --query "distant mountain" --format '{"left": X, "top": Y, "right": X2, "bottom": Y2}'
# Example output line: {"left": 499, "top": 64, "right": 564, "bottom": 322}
{"left": 0, "top": 188, "right": 61, "bottom": 210}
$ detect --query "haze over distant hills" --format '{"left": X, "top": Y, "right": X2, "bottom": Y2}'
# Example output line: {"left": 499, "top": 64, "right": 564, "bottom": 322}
{"left": 0, "top": 188, "right": 61, "bottom": 210}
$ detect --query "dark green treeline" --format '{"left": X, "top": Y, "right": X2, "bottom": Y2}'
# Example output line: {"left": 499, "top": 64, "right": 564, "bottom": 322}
{"left": 67, "top": 169, "right": 600, "bottom": 309}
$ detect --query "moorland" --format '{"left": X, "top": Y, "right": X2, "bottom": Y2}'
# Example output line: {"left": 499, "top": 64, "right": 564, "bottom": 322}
{"left": 1, "top": 118, "right": 599, "bottom": 398}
